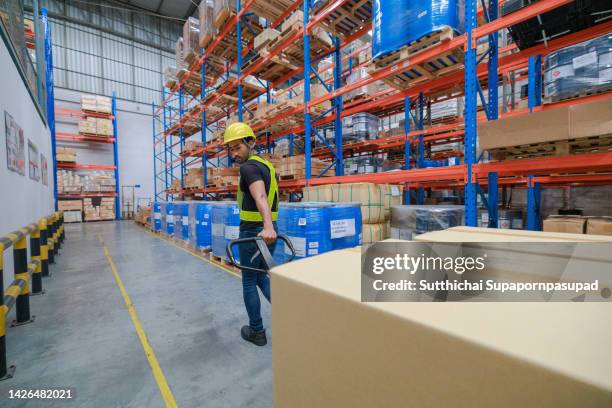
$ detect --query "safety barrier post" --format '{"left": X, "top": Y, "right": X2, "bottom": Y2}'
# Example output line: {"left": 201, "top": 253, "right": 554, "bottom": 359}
{"left": 0, "top": 238, "right": 11, "bottom": 380}
{"left": 52, "top": 213, "right": 59, "bottom": 256}
{"left": 59, "top": 212, "right": 65, "bottom": 245}
{"left": 12, "top": 231, "right": 34, "bottom": 326}
{"left": 39, "top": 217, "right": 50, "bottom": 277}
{"left": 30, "top": 226, "right": 44, "bottom": 296}
{"left": 47, "top": 214, "right": 55, "bottom": 264}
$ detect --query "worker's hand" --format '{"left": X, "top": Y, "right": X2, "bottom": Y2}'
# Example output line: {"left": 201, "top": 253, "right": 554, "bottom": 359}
{"left": 259, "top": 227, "right": 277, "bottom": 245}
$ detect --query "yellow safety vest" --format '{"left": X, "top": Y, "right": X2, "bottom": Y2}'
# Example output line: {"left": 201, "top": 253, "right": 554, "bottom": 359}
{"left": 237, "top": 155, "right": 279, "bottom": 222}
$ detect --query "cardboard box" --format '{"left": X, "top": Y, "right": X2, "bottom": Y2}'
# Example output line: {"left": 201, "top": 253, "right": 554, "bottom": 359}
{"left": 58, "top": 200, "right": 83, "bottom": 212}
{"left": 361, "top": 222, "right": 386, "bottom": 243}
{"left": 479, "top": 98, "right": 612, "bottom": 150}
{"left": 270, "top": 230, "right": 612, "bottom": 407}
{"left": 543, "top": 216, "right": 586, "bottom": 235}
{"left": 63, "top": 211, "right": 83, "bottom": 223}
{"left": 586, "top": 217, "right": 612, "bottom": 236}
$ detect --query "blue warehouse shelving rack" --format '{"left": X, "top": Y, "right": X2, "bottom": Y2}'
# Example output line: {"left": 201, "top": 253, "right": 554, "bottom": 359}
{"left": 152, "top": 0, "right": 612, "bottom": 230}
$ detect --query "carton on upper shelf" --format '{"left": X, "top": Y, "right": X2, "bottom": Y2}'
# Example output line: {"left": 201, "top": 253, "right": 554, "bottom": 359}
{"left": 81, "top": 94, "right": 112, "bottom": 114}
{"left": 478, "top": 98, "right": 612, "bottom": 150}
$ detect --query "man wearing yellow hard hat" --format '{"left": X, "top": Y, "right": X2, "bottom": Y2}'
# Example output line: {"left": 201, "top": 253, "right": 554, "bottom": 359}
{"left": 224, "top": 122, "right": 278, "bottom": 346}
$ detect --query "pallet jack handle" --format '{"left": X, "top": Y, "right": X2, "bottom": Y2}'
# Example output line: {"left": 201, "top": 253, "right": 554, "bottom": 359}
{"left": 226, "top": 233, "right": 296, "bottom": 273}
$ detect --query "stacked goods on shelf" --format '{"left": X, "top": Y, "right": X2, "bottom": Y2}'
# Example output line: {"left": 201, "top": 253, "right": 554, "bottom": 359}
{"left": 78, "top": 117, "right": 113, "bottom": 136}
{"left": 83, "top": 197, "right": 115, "bottom": 221}
{"left": 270, "top": 226, "right": 612, "bottom": 407}
{"left": 173, "top": 202, "right": 190, "bottom": 242}
{"left": 209, "top": 166, "right": 240, "bottom": 187}
{"left": 162, "top": 202, "right": 175, "bottom": 236}
{"left": 390, "top": 205, "right": 464, "bottom": 240}
{"left": 153, "top": 202, "right": 162, "bottom": 231}
{"left": 213, "top": 0, "right": 234, "bottom": 29}
{"left": 175, "top": 37, "right": 186, "bottom": 71}
{"left": 344, "top": 67, "right": 380, "bottom": 103}
{"left": 182, "top": 17, "right": 200, "bottom": 63}
{"left": 369, "top": 0, "right": 465, "bottom": 90}
{"left": 502, "top": 0, "right": 609, "bottom": 51}
{"left": 83, "top": 172, "right": 116, "bottom": 192}
{"left": 58, "top": 200, "right": 83, "bottom": 212}
{"left": 274, "top": 202, "right": 363, "bottom": 264}
{"left": 211, "top": 202, "right": 240, "bottom": 262}
{"left": 189, "top": 202, "right": 213, "bottom": 250}
{"left": 250, "top": 84, "right": 331, "bottom": 135}
{"left": 477, "top": 207, "right": 524, "bottom": 230}
{"left": 170, "top": 178, "right": 181, "bottom": 192}
{"left": 543, "top": 215, "right": 612, "bottom": 236}
{"left": 164, "top": 66, "right": 178, "bottom": 89}
{"left": 344, "top": 156, "right": 385, "bottom": 175}
{"left": 135, "top": 206, "right": 152, "bottom": 226}
{"left": 198, "top": 0, "right": 215, "bottom": 48}
{"left": 430, "top": 98, "right": 463, "bottom": 122}
{"left": 276, "top": 155, "right": 334, "bottom": 179}
{"left": 303, "top": 183, "right": 403, "bottom": 243}
{"left": 184, "top": 167, "right": 215, "bottom": 189}
{"left": 479, "top": 98, "right": 612, "bottom": 160}
{"left": 56, "top": 147, "right": 76, "bottom": 163}
{"left": 81, "top": 94, "right": 112, "bottom": 114}
{"left": 184, "top": 140, "right": 203, "bottom": 152}
{"left": 63, "top": 210, "right": 83, "bottom": 223}
{"left": 343, "top": 112, "right": 380, "bottom": 142}
{"left": 544, "top": 33, "right": 611, "bottom": 102}
{"left": 57, "top": 170, "right": 82, "bottom": 193}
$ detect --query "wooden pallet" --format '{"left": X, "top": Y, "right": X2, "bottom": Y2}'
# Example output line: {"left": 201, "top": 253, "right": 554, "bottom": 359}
{"left": 368, "top": 28, "right": 463, "bottom": 91}
{"left": 312, "top": 0, "right": 372, "bottom": 39}
{"left": 542, "top": 86, "right": 612, "bottom": 105}
{"left": 489, "top": 135, "right": 612, "bottom": 161}
{"left": 209, "top": 253, "right": 239, "bottom": 270}
{"left": 249, "top": 0, "right": 294, "bottom": 22}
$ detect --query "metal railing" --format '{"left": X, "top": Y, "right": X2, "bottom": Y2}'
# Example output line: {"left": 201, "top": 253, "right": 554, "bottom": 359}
{"left": 0, "top": 211, "right": 64, "bottom": 381}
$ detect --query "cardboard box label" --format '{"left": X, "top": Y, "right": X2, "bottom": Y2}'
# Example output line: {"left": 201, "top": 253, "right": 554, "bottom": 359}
{"left": 330, "top": 219, "right": 356, "bottom": 239}
{"left": 391, "top": 186, "right": 400, "bottom": 196}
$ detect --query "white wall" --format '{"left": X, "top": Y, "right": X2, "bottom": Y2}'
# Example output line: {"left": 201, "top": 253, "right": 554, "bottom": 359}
{"left": 54, "top": 88, "right": 155, "bottom": 209}
{"left": 0, "top": 37, "right": 54, "bottom": 293}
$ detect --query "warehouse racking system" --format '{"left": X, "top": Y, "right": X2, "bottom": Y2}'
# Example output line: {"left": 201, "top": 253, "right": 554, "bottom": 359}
{"left": 151, "top": 0, "right": 612, "bottom": 230}
{"left": 39, "top": 8, "right": 121, "bottom": 220}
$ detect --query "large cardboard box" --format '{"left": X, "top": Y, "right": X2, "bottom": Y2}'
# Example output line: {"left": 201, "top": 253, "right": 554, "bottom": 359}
{"left": 478, "top": 98, "right": 612, "bottom": 150}
{"left": 270, "top": 228, "right": 612, "bottom": 407}
{"left": 543, "top": 216, "right": 586, "bottom": 234}
{"left": 586, "top": 217, "right": 612, "bottom": 236}
{"left": 58, "top": 199, "right": 83, "bottom": 212}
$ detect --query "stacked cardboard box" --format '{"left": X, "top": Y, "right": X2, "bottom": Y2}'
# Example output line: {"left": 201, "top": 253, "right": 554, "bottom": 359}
{"left": 58, "top": 200, "right": 83, "bottom": 212}
{"left": 184, "top": 167, "right": 216, "bottom": 188}
{"left": 56, "top": 147, "right": 76, "bottom": 163}
{"left": 210, "top": 166, "right": 240, "bottom": 187}
{"left": 135, "top": 206, "right": 152, "bottom": 225}
{"left": 543, "top": 215, "right": 612, "bottom": 236}
{"left": 81, "top": 94, "right": 112, "bottom": 114}
{"left": 83, "top": 173, "right": 116, "bottom": 192}
{"left": 184, "top": 140, "right": 203, "bottom": 151}
{"left": 276, "top": 155, "right": 333, "bottom": 179}
{"left": 78, "top": 117, "right": 113, "bottom": 136}
{"left": 63, "top": 211, "right": 83, "bottom": 223}
{"left": 84, "top": 197, "right": 115, "bottom": 221}
{"left": 57, "top": 170, "right": 82, "bottom": 193}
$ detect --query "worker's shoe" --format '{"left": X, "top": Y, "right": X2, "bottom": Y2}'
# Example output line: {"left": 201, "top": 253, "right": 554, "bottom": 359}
{"left": 241, "top": 325, "right": 267, "bottom": 346}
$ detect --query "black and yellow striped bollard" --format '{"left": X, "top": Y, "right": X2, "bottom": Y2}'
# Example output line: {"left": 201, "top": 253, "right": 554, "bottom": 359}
{"left": 47, "top": 214, "right": 55, "bottom": 264}
{"left": 39, "top": 217, "right": 50, "bottom": 277}
{"left": 10, "top": 229, "right": 35, "bottom": 327}
{"left": 30, "top": 224, "right": 44, "bottom": 296}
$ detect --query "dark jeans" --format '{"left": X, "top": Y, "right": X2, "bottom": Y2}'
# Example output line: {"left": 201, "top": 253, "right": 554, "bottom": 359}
{"left": 238, "top": 224, "right": 277, "bottom": 332}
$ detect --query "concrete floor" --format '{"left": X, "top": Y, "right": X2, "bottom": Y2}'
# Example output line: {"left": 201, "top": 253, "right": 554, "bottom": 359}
{"left": 0, "top": 221, "right": 273, "bottom": 407}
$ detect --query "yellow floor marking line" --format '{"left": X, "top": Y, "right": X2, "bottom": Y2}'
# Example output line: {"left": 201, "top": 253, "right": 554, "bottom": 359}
{"left": 143, "top": 228, "right": 241, "bottom": 279}
{"left": 99, "top": 236, "right": 179, "bottom": 408}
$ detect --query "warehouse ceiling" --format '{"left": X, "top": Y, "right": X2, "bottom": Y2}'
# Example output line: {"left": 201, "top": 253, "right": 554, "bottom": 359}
{"left": 114, "top": 0, "right": 201, "bottom": 20}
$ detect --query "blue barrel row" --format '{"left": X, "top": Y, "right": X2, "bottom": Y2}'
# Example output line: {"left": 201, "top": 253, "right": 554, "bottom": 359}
{"left": 153, "top": 201, "right": 363, "bottom": 266}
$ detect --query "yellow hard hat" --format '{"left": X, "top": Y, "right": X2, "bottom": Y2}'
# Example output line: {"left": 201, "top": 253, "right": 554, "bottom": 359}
{"left": 224, "top": 122, "right": 255, "bottom": 145}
